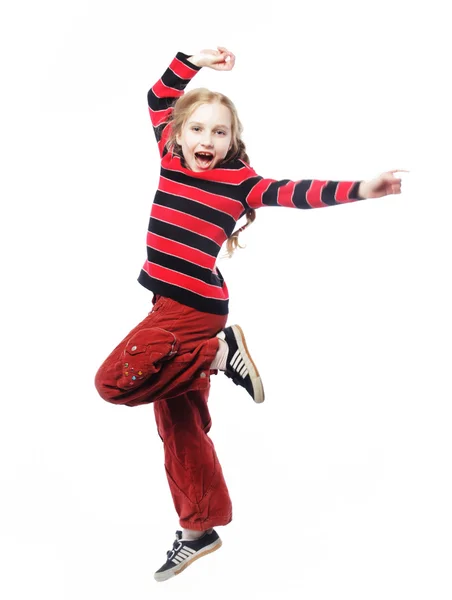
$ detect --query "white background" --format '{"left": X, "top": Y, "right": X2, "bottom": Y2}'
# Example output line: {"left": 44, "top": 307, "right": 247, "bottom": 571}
{"left": 1, "top": 0, "right": 451, "bottom": 598}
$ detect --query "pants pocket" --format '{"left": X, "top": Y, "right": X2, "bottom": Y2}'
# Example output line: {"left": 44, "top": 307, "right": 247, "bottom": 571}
{"left": 117, "top": 327, "right": 179, "bottom": 391}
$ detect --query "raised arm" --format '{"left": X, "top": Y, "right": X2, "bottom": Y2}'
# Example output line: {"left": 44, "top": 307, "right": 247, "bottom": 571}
{"left": 148, "top": 48, "right": 236, "bottom": 158}
{"left": 148, "top": 53, "right": 201, "bottom": 157}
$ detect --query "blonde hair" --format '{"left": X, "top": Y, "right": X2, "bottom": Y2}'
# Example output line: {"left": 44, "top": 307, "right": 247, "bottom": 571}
{"left": 166, "top": 88, "right": 256, "bottom": 257}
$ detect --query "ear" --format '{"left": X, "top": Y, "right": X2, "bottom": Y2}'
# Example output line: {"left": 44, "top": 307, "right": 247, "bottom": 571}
{"left": 176, "top": 133, "right": 181, "bottom": 145}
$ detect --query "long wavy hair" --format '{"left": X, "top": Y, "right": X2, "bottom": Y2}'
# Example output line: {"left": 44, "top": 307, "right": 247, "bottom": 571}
{"left": 166, "top": 88, "right": 256, "bottom": 257}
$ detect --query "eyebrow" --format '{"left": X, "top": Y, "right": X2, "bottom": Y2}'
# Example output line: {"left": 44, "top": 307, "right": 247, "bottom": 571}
{"left": 188, "top": 121, "right": 230, "bottom": 131}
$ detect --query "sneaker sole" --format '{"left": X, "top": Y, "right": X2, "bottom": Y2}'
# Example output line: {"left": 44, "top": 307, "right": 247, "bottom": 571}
{"left": 154, "top": 539, "right": 222, "bottom": 582}
{"left": 231, "top": 325, "right": 265, "bottom": 404}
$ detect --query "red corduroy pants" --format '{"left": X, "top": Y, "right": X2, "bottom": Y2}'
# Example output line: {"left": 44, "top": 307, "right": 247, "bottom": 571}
{"left": 94, "top": 295, "right": 232, "bottom": 530}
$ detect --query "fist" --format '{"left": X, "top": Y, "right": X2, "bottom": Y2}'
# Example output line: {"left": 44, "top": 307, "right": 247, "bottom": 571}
{"left": 188, "top": 47, "right": 236, "bottom": 71}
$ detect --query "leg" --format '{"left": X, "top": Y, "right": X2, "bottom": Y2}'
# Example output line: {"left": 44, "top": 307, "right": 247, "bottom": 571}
{"left": 94, "top": 296, "right": 223, "bottom": 407}
{"left": 154, "top": 387, "right": 232, "bottom": 531}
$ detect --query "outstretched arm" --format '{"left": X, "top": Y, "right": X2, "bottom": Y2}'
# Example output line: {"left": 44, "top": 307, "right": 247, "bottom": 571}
{"left": 148, "top": 47, "right": 235, "bottom": 157}
{"left": 241, "top": 168, "right": 406, "bottom": 210}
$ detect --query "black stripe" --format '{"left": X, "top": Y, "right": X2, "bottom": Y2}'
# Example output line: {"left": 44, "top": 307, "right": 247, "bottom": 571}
{"left": 292, "top": 181, "right": 314, "bottom": 209}
{"left": 154, "top": 191, "right": 236, "bottom": 237}
{"left": 146, "top": 248, "right": 224, "bottom": 288}
{"left": 262, "top": 180, "right": 291, "bottom": 206}
{"left": 349, "top": 181, "right": 362, "bottom": 199}
{"left": 148, "top": 218, "right": 220, "bottom": 257}
{"left": 216, "top": 160, "right": 248, "bottom": 171}
{"left": 148, "top": 89, "right": 175, "bottom": 112}
{"left": 161, "top": 69, "right": 191, "bottom": 91}
{"left": 321, "top": 181, "right": 340, "bottom": 206}
{"left": 153, "top": 122, "right": 168, "bottom": 144}
{"left": 240, "top": 176, "right": 262, "bottom": 209}
{"left": 161, "top": 164, "right": 248, "bottom": 202}
{"left": 137, "top": 271, "right": 229, "bottom": 315}
{"left": 175, "top": 52, "right": 202, "bottom": 71}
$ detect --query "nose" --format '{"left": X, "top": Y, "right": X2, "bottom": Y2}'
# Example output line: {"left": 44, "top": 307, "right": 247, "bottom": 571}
{"left": 200, "top": 132, "right": 213, "bottom": 147}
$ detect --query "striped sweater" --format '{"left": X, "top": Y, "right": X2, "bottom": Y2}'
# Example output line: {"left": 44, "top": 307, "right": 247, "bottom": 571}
{"left": 138, "top": 52, "right": 364, "bottom": 315}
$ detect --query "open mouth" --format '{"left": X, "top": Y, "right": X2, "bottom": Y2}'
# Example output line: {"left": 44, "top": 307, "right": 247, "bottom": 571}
{"left": 195, "top": 151, "right": 215, "bottom": 169}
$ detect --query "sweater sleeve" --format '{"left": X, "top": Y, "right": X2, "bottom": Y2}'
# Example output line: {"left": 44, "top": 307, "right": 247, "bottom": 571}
{"left": 147, "top": 52, "right": 202, "bottom": 158}
{"left": 240, "top": 166, "right": 364, "bottom": 210}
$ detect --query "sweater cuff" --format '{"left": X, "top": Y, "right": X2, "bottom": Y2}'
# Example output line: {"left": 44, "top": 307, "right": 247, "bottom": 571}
{"left": 176, "top": 52, "right": 202, "bottom": 72}
{"left": 349, "top": 181, "right": 363, "bottom": 200}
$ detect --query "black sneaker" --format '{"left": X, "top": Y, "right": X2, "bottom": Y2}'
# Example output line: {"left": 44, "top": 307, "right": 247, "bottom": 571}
{"left": 217, "top": 325, "right": 265, "bottom": 403}
{"left": 154, "top": 529, "right": 222, "bottom": 582}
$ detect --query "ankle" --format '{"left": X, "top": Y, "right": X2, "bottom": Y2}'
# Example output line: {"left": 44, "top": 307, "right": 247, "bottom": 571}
{"left": 210, "top": 338, "right": 228, "bottom": 371}
{"left": 181, "top": 528, "right": 212, "bottom": 541}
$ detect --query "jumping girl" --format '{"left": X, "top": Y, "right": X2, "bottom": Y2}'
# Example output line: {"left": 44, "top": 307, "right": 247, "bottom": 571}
{"left": 94, "top": 46, "right": 405, "bottom": 582}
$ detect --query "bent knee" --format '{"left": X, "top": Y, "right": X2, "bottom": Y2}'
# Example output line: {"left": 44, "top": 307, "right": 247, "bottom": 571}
{"left": 93, "top": 326, "right": 180, "bottom": 405}
{"left": 94, "top": 365, "right": 121, "bottom": 403}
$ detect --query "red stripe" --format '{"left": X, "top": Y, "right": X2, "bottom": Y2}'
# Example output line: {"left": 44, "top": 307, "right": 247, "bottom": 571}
{"left": 159, "top": 177, "right": 244, "bottom": 219}
{"left": 169, "top": 57, "right": 200, "bottom": 80}
{"left": 335, "top": 181, "right": 356, "bottom": 203}
{"left": 149, "top": 106, "right": 172, "bottom": 127}
{"left": 152, "top": 79, "right": 183, "bottom": 99}
{"left": 203, "top": 164, "right": 251, "bottom": 184}
{"left": 246, "top": 179, "right": 275, "bottom": 208}
{"left": 277, "top": 181, "right": 297, "bottom": 207}
{"left": 306, "top": 180, "right": 328, "bottom": 208}
{"left": 152, "top": 204, "right": 225, "bottom": 245}
{"left": 144, "top": 263, "right": 227, "bottom": 299}
{"left": 147, "top": 232, "right": 215, "bottom": 269}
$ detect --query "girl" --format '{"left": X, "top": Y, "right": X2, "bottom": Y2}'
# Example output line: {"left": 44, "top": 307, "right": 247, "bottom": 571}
{"left": 94, "top": 47, "right": 404, "bottom": 582}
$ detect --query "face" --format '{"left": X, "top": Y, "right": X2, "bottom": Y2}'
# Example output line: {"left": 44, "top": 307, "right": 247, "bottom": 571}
{"left": 176, "top": 102, "right": 233, "bottom": 171}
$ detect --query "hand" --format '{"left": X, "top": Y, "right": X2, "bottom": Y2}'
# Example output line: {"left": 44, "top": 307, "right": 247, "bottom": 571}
{"left": 358, "top": 169, "right": 409, "bottom": 199}
{"left": 188, "top": 47, "right": 236, "bottom": 71}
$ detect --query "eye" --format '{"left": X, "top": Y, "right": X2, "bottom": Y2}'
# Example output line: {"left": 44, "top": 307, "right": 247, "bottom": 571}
{"left": 191, "top": 126, "right": 201, "bottom": 132}
{"left": 216, "top": 130, "right": 226, "bottom": 136}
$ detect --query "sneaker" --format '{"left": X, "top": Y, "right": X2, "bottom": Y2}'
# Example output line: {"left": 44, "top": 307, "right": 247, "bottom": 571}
{"left": 154, "top": 529, "right": 222, "bottom": 582}
{"left": 218, "top": 325, "right": 265, "bottom": 403}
